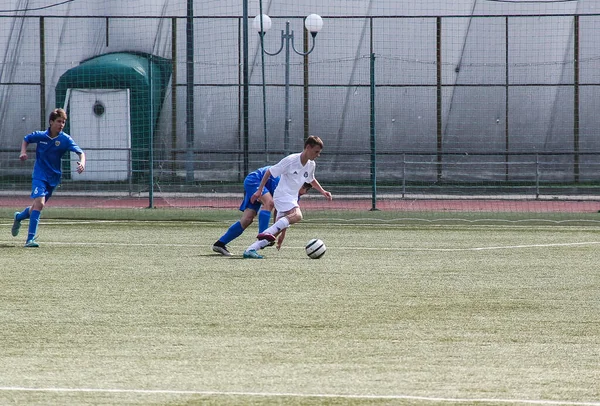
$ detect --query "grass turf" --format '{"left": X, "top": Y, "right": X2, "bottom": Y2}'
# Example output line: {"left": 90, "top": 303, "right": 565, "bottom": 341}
{"left": 0, "top": 217, "right": 599, "bottom": 405}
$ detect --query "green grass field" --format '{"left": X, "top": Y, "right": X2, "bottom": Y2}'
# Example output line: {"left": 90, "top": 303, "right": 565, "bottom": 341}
{"left": 1, "top": 209, "right": 600, "bottom": 405}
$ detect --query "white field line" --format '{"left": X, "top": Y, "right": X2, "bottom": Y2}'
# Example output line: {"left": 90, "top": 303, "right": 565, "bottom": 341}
{"left": 0, "top": 387, "right": 599, "bottom": 405}
{"left": 406, "top": 241, "right": 600, "bottom": 251}
{"left": 2, "top": 240, "right": 600, "bottom": 252}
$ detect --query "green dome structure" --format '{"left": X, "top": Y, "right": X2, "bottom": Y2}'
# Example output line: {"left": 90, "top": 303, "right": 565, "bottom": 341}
{"left": 55, "top": 51, "right": 172, "bottom": 181}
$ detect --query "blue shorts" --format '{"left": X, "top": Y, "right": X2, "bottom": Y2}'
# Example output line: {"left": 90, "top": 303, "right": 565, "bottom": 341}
{"left": 239, "top": 176, "right": 270, "bottom": 212}
{"left": 31, "top": 179, "right": 54, "bottom": 201}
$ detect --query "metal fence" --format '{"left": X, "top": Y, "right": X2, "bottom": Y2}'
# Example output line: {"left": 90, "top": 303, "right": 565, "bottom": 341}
{"left": 1, "top": 13, "right": 600, "bottom": 207}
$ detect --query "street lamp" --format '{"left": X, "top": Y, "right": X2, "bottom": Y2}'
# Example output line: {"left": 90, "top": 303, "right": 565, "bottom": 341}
{"left": 253, "top": 13, "right": 323, "bottom": 155}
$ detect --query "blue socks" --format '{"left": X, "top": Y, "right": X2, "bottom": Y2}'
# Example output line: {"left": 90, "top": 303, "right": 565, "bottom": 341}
{"left": 218, "top": 221, "right": 244, "bottom": 245}
{"left": 16, "top": 207, "right": 31, "bottom": 221}
{"left": 27, "top": 210, "right": 41, "bottom": 241}
{"left": 218, "top": 210, "right": 272, "bottom": 246}
{"left": 258, "top": 210, "right": 271, "bottom": 233}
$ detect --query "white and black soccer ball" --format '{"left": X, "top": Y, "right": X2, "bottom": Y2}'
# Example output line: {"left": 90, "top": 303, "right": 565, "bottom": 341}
{"left": 305, "top": 238, "right": 326, "bottom": 259}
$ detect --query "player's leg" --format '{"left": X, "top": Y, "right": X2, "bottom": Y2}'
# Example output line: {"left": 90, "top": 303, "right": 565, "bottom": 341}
{"left": 213, "top": 180, "right": 262, "bottom": 256}
{"left": 257, "top": 192, "right": 274, "bottom": 233}
{"left": 245, "top": 207, "right": 304, "bottom": 258}
{"left": 258, "top": 209, "right": 271, "bottom": 232}
{"left": 11, "top": 179, "right": 52, "bottom": 237}
{"left": 25, "top": 197, "right": 44, "bottom": 247}
{"left": 12, "top": 205, "right": 31, "bottom": 237}
{"left": 257, "top": 207, "right": 302, "bottom": 240}
{"left": 213, "top": 208, "right": 257, "bottom": 256}
{"left": 244, "top": 238, "right": 271, "bottom": 257}
{"left": 24, "top": 181, "right": 51, "bottom": 247}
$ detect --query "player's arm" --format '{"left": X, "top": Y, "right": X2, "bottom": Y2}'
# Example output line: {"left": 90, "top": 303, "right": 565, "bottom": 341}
{"left": 311, "top": 179, "right": 332, "bottom": 201}
{"left": 250, "top": 169, "right": 272, "bottom": 203}
{"left": 76, "top": 152, "right": 86, "bottom": 174}
{"left": 19, "top": 140, "right": 29, "bottom": 161}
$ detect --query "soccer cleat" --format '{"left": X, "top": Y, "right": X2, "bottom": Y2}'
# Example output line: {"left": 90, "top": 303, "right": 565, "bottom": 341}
{"left": 11, "top": 212, "right": 21, "bottom": 237}
{"left": 24, "top": 239, "right": 39, "bottom": 248}
{"left": 212, "top": 242, "right": 232, "bottom": 256}
{"left": 261, "top": 240, "right": 276, "bottom": 249}
{"left": 243, "top": 249, "right": 263, "bottom": 259}
{"left": 257, "top": 232, "right": 276, "bottom": 242}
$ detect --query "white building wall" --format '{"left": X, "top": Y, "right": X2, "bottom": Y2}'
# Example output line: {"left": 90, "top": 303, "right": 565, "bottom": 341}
{"left": 1, "top": 0, "right": 599, "bottom": 180}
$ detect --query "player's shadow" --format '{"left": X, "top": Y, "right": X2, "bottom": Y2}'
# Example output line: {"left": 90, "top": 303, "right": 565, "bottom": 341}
{"left": 200, "top": 253, "right": 248, "bottom": 260}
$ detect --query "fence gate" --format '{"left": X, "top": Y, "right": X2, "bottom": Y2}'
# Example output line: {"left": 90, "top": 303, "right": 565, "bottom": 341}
{"left": 68, "top": 89, "right": 131, "bottom": 181}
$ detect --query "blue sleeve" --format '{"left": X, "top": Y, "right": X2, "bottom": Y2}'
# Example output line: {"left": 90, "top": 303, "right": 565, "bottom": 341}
{"left": 66, "top": 135, "right": 84, "bottom": 154}
{"left": 24, "top": 131, "right": 44, "bottom": 143}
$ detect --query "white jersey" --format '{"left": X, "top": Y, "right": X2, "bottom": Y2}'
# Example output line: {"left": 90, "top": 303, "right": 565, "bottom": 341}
{"left": 269, "top": 153, "right": 315, "bottom": 212}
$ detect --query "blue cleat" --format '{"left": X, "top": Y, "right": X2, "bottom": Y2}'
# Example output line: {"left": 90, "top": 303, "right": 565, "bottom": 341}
{"left": 243, "top": 249, "right": 263, "bottom": 259}
{"left": 11, "top": 212, "right": 21, "bottom": 237}
{"left": 24, "top": 238, "right": 39, "bottom": 248}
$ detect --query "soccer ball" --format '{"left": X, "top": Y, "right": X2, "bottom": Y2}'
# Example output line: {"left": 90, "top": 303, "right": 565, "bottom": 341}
{"left": 305, "top": 238, "right": 326, "bottom": 259}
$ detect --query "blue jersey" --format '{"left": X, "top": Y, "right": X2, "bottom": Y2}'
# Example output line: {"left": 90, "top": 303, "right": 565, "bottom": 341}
{"left": 239, "top": 166, "right": 280, "bottom": 212}
{"left": 24, "top": 129, "right": 84, "bottom": 187}
{"left": 246, "top": 166, "right": 280, "bottom": 196}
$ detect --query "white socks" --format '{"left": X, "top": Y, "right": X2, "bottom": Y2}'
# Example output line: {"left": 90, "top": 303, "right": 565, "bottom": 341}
{"left": 264, "top": 217, "right": 290, "bottom": 235}
{"left": 246, "top": 217, "right": 291, "bottom": 252}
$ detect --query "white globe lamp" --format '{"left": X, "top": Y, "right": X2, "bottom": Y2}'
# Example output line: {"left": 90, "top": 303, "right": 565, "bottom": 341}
{"left": 253, "top": 14, "right": 272, "bottom": 33}
{"left": 304, "top": 14, "right": 323, "bottom": 37}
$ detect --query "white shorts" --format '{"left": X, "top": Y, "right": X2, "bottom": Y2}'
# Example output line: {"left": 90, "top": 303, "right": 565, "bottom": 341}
{"left": 274, "top": 194, "right": 299, "bottom": 213}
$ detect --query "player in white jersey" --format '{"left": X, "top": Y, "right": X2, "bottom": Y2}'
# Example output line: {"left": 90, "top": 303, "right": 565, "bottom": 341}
{"left": 243, "top": 135, "right": 332, "bottom": 259}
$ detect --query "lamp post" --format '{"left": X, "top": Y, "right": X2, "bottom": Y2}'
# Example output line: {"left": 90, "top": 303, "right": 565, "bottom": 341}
{"left": 253, "top": 13, "right": 323, "bottom": 155}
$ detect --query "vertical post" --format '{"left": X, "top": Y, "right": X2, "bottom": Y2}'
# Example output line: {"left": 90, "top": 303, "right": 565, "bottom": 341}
{"left": 242, "top": 1, "right": 250, "bottom": 174}
{"left": 171, "top": 17, "right": 177, "bottom": 176}
{"left": 303, "top": 22, "right": 309, "bottom": 141}
{"left": 283, "top": 21, "right": 291, "bottom": 156}
{"left": 105, "top": 17, "right": 109, "bottom": 47}
{"left": 369, "top": 17, "right": 377, "bottom": 211}
{"left": 39, "top": 17, "right": 45, "bottom": 129}
{"left": 148, "top": 56, "right": 154, "bottom": 208}
{"left": 535, "top": 153, "right": 540, "bottom": 199}
{"left": 436, "top": 17, "right": 443, "bottom": 182}
{"left": 185, "top": 0, "right": 195, "bottom": 182}
{"left": 237, "top": 18, "right": 244, "bottom": 177}
{"left": 505, "top": 16, "right": 510, "bottom": 181}
{"left": 402, "top": 153, "right": 406, "bottom": 198}
{"left": 257, "top": 15, "right": 322, "bottom": 157}
{"left": 573, "top": 15, "right": 580, "bottom": 183}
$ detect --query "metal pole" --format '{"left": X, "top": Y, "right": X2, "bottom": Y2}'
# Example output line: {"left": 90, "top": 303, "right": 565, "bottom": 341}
{"left": 402, "top": 153, "right": 406, "bottom": 198}
{"left": 148, "top": 55, "right": 154, "bottom": 208}
{"left": 505, "top": 16, "right": 509, "bottom": 181}
{"left": 535, "top": 153, "right": 540, "bottom": 199}
{"left": 171, "top": 17, "right": 177, "bottom": 176}
{"left": 303, "top": 26, "right": 309, "bottom": 141}
{"left": 370, "top": 51, "right": 377, "bottom": 211}
{"left": 369, "top": 18, "right": 377, "bottom": 211}
{"left": 185, "top": 0, "right": 195, "bottom": 182}
{"left": 242, "top": 1, "right": 250, "bottom": 174}
{"left": 436, "top": 17, "right": 443, "bottom": 182}
{"left": 39, "top": 17, "right": 45, "bottom": 129}
{"left": 573, "top": 15, "right": 580, "bottom": 183}
{"left": 283, "top": 21, "right": 291, "bottom": 156}
{"left": 258, "top": 17, "right": 320, "bottom": 156}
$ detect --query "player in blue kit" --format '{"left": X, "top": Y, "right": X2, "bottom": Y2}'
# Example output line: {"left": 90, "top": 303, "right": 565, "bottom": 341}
{"left": 243, "top": 135, "right": 332, "bottom": 259}
{"left": 212, "top": 166, "right": 314, "bottom": 256}
{"left": 212, "top": 166, "right": 280, "bottom": 256}
{"left": 11, "top": 108, "right": 86, "bottom": 247}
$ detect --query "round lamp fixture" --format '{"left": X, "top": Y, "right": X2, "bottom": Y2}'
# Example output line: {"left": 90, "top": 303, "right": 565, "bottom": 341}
{"left": 253, "top": 14, "right": 272, "bottom": 33}
{"left": 304, "top": 14, "right": 323, "bottom": 35}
